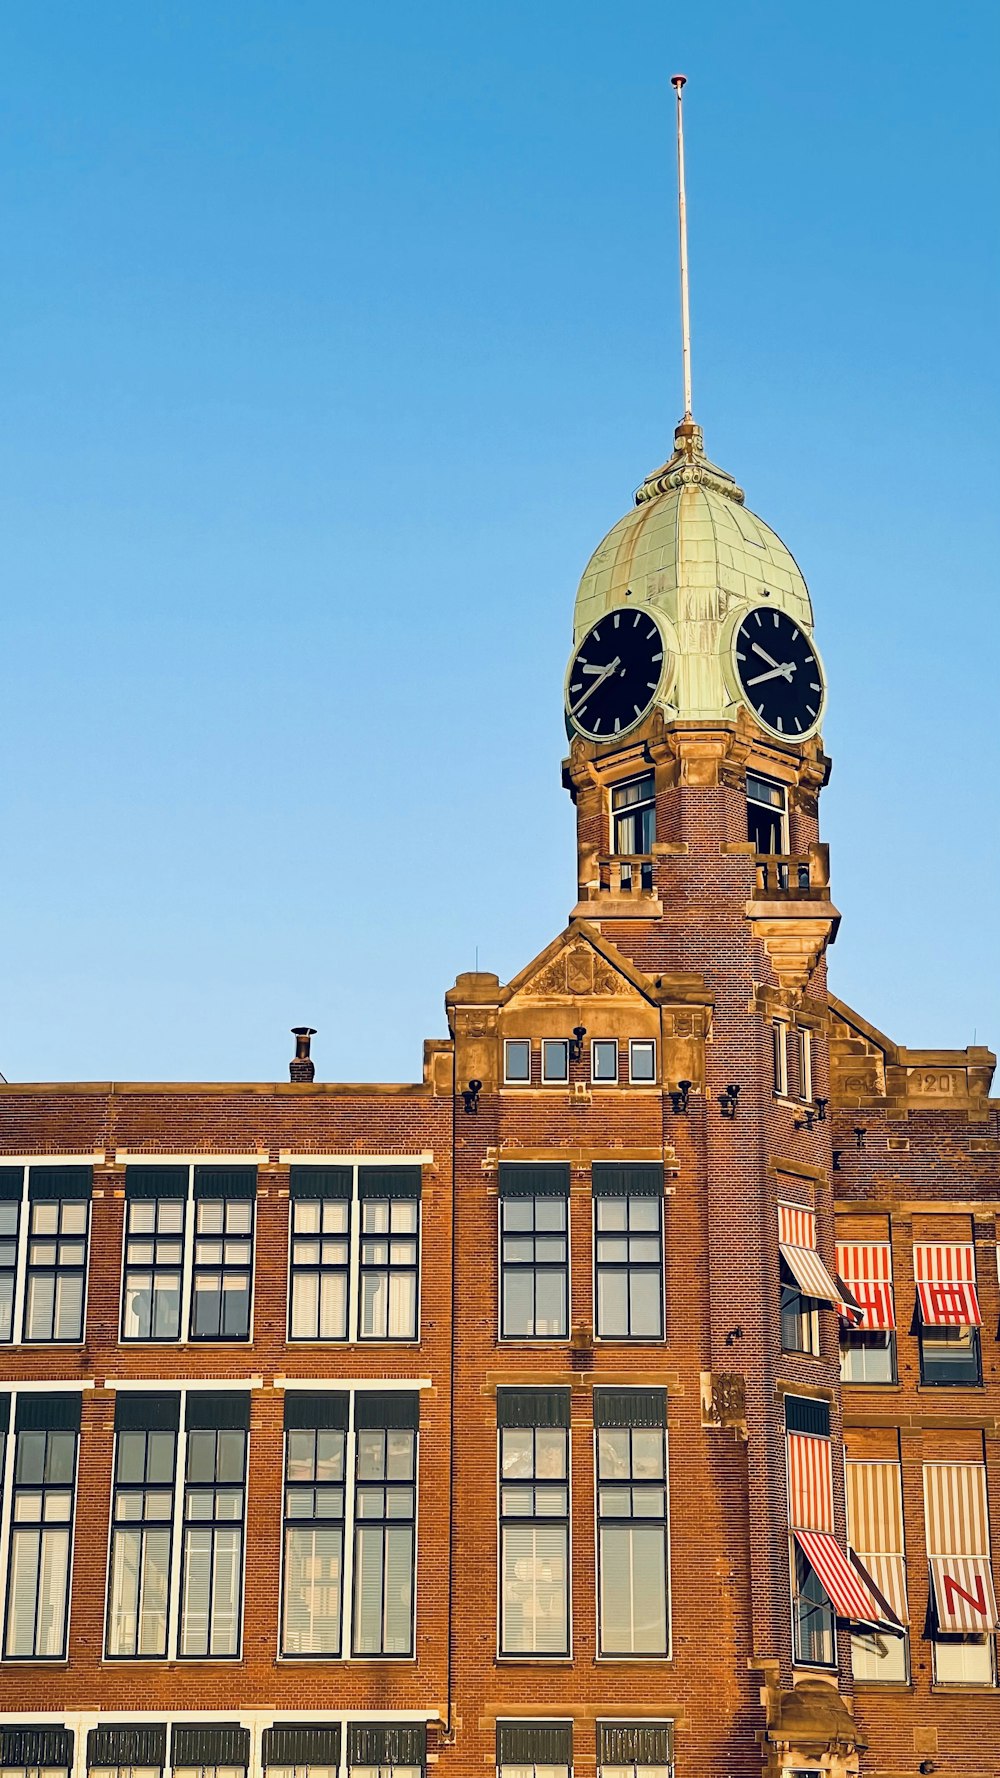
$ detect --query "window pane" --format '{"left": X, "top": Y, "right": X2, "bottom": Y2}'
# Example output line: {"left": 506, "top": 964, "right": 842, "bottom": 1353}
{"left": 283, "top": 1523, "right": 343, "bottom": 1654}
{"left": 505, "top": 1040, "right": 531, "bottom": 1082}
{"left": 542, "top": 1041, "right": 569, "bottom": 1083}
{"left": 501, "top": 1522, "right": 568, "bottom": 1654}
{"left": 630, "top": 1042, "right": 655, "bottom": 1082}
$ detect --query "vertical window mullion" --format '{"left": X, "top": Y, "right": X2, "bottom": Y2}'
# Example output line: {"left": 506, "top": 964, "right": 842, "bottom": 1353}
{"left": 0, "top": 1404, "right": 15, "bottom": 1645}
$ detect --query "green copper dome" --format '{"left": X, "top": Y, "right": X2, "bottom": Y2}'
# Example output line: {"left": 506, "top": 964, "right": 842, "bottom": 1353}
{"left": 571, "top": 420, "right": 817, "bottom": 726}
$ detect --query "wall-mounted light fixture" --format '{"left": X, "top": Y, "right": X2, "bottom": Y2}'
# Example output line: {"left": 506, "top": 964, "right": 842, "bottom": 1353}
{"left": 795, "top": 1108, "right": 816, "bottom": 1131}
{"left": 724, "top": 1326, "right": 744, "bottom": 1347}
{"left": 814, "top": 1096, "right": 828, "bottom": 1121}
{"left": 568, "top": 1025, "right": 587, "bottom": 1063}
{"left": 832, "top": 1151, "right": 842, "bottom": 1171}
{"left": 669, "top": 1079, "right": 692, "bottom": 1115}
{"left": 462, "top": 1078, "right": 482, "bottom": 1115}
{"left": 854, "top": 1125, "right": 866, "bottom": 1149}
{"left": 718, "top": 1084, "right": 741, "bottom": 1120}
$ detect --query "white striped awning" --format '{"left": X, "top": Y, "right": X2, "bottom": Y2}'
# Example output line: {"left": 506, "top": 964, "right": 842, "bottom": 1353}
{"left": 778, "top": 1203, "right": 845, "bottom": 1309}
{"left": 928, "top": 1556, "right": 1000, "bottom": 1633}
{"left": 836, "top": 1243, "right": 896, "bottom": 1331}
{"left": 923, "top": 1462, "right": 990, "bottom": 1558}
{"left": 794, "top": 1529, "right": 884, "bottom": 1625}
{"left": 787, "top": 1431, "right": 834, "bottom": 1533}
{"left": 846, "top": 1458, "right": 908, "bottom": 1626}
{"left": 913, "top": 1244, "right": 982, "bottom": 1328}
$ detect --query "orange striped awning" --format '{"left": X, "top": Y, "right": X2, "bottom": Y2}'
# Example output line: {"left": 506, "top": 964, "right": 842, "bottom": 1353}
{"left": 836, "top": 1243, "right": 896, "bottom": 1331}
{"left": 928, "top": 1557, "right": 1000, "bottom": 1633}
{"left": 787, "top": 1431, "right": 834, "bottom": 1533}
{"left": 794, "top": 1530, "right": 884, "bottom": 1626}
{"left": 913, "top": 1244, "right": 982, "bottom": 1328}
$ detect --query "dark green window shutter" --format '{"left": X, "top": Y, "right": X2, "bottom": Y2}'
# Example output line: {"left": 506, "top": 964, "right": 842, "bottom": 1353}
{"left": 597, "top": 1722, "right": 673, "bottom": 1766}
{"left": 0, "top": 1395, "right": 9, "bottom": 1435}
{"left": 125, "top": 1166, "right": 188, "bottom": 1200}
{"left": 283, "top": 1390, "right": 349, "bottom": 1431}
{"left": 15, "top": 1390, "right": 82, "bottom": 1431}
{"left": 357, "top": 1165, "right": 422, "bottom": 1200}
{"left": 498, "top": 1163, "right": 570, "bottom": 1199}
{"left": 593, "top": 1387, "right": 667, "bottom": 1428}
{"left": 193, "top": 1166, "right": 257, "bottom": 1200}
{"left": 114, "top": 1391, "right": 181, "bottom": 1433}
{"left": 0, "top": 1168, "right": 23, "bottom": 1201}
{"left": 354, "top": 1390, "right": 421, "bottom": 1430}
{"left": 171, "top": 1726, "right": 250, "bottom": 1768}
{"left": 784, "top": 1394, "right": 831, "bottom": 1437}
{"left": 496, "top": 1387, "right": 571, "bottom": 1429}
{"left": 591, "top": 1162, "right": 663, "bottom": 1197}
{"left": 290, "top": 1166, "right": 352, "bottom": 1200}
{"left": 497, "top": 1722, "right": 572, "bottom": 1765}
{"left": 185, "top": 1391, "right": 252, "bottom": 1432}
{"left": 0, "top": 1728, "right": 73, "bottom": 1768}
{"left": 347, "top": 1723, "right": 425, "bottom": 1768}
{"left": 262, "top": 1726, "right": 341, "bottom": 1767}
{"left": 28, "top": 1165, "right": 92, "bottom": 1201}
{"left": 88, "top": 1726, "right": 167, "bottom": 1768}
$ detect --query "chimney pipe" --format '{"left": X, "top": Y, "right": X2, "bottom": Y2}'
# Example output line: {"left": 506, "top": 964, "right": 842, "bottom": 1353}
{"left": 289, "top": 1027, "right": 317, "bottom": 1083}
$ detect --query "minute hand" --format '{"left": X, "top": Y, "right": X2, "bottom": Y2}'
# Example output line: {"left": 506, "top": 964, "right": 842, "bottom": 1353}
{"left": 746, "top": 662, "right": 795, "bottom": 687}
{"left": 571, "top": 656, "right": 620, "bottom": 714}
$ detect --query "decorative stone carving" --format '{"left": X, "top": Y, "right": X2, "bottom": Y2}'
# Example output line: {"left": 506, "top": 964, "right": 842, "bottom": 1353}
{"left": 700, "top": 1371, "right": 748, "bottom": 1439}
{"left": 761, "top": 1677, "right": 865, "bottom": 1778}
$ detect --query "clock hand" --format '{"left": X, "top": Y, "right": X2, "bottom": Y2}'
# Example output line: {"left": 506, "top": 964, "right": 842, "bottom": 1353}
{"left": 751, "top": 641, "right": 782, "bottom": 670}
{"left": 746, "top": 662, "right": 795, "bottom": 686}
{"left": 580, "top": 663, "right": 609, "bottom": 675}
{"left": 571, "top": 656, "right": 620, "bottom": 714}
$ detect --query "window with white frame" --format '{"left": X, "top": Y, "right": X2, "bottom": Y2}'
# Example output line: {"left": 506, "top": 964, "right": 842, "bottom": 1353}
{"left": 746, "top": 771, "right": 788, "bottom": 854}
{"left": 499, "top": 1165, "right": 569, "bottom": 1341}
{"left": 504, "top": 1039, "right": 531, "bottom": 1084}
{"left": 106, "top": 1392, "right": 178, "bottom": 1656}
{"left": 597, "top": 1720, "right": 674, "bottom": 1778}
{"left": 591, "top": 1039, "right": 619, "bottom": 1084}
{"left": 105, "top": 1388, "right": 249, "bottom": 1661}
{"left": 592, "top": 1165, "right": 664, "bottom": 1341}
{"left": 541, "top": 1040, "right": 570, "bottom": 1085}
{"left": 0, "top": 1727, "right": 73, "bottom": 1778}
{"left": 120, "top": 1165, "right": 257, "bottom": 1344}
{"left": 594, "top": 1389, "right": 670, "bottom": 1656}
{"left": 281, "top": 1387, "right": 420, "bottom": 1660}
{"left": 629, "top": 1040, "right": 656, "bottom": 1084}
{"left": 347, "top": 1721, "right": 425, "bottom": 1778}
{"left": 772, "top": 1025, "right": 812, "bottom": 1102}
{"left": 612, "top": 772, "right": 656, "bottom": 855}
{"left": 496, "top": 1720, "right": 572, "bottom": 1778}
{"left": 2, "top": 1389, "right": 81, "bottom": 1660}
{"left": 288, "top": 1166, "right": 422, "bottom": 1344}
{"left": 498, "top": 1387, "right": 570, "bottom": 1657}
{"left": 0, "top": 1165, "right": 92, "bottom": 1345}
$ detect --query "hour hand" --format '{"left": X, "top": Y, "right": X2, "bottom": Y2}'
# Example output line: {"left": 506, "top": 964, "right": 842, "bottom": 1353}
{"left": 751, "top": 641, "right": 782, "bottom": 670}
{"left": 746, "top": 662, "right": 795, "bottom": 686}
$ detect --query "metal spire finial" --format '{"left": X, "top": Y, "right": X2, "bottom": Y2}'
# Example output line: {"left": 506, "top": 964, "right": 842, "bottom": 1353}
{"left": 671, "top": 74, "right": 693, "bottom": 423}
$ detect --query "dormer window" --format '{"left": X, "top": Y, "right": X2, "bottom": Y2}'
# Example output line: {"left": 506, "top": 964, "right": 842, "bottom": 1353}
{"left": 612, "top": 774, "right": 655, "bottom": 855}
{"left": 747, "top": 772, "right": 787, "bottom": 854}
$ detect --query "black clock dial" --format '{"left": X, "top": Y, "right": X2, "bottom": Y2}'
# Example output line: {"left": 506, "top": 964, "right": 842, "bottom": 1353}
{"left": 566, "top": 608, "right": 667, "bottom": 740}
{"left": 733, "top": 606, "right": 825, "bottom": 738}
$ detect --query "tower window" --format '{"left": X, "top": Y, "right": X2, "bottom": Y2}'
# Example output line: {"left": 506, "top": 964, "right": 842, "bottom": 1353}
{"left": 629, "top": 1040, "right": 656, "bottom": 1084}
{"left": 504, "top": 1039, "right": 531, "bottom": 1084}
{"left": 542, "top": 1040, "right": 570, "bottom": 1084}
{"left": 612, "top": 774, "right": 656, "bottom": 855}
{"left": 591, "top": 1039, "right": 619, "bottom": 1083}
{"left": 747, "top": 772, "right": 788, "bottom": 854}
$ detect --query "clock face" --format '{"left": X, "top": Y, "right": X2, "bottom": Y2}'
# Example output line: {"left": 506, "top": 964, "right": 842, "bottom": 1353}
{"left": 565, "top": 607, "right": 669, "bottom": 741}
{"left": 733, "top": 606, "right": 825, "bottom": 739}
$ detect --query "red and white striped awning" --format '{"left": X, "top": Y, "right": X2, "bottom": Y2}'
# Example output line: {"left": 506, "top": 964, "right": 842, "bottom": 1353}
{"left": 836, "top": 1243, "right": 895, "bottom": 1331}
{"left": 928, "top": 1556, "right": 1000, "bottom": 1633}
{"left": 778, "top": 1204, "right": 844, "bottom": 1310}
{"left": 913, "top": 1244, "right": 982, "bottom": 1328}
{"left": 794, "top": 1530, "right": 885, "bottom": 1626}
{"left": 787, "top": 1431, "right": 834, "bottom": 1533}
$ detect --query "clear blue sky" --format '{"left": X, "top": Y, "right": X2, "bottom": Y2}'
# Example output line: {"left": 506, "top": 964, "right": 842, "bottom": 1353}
{"left": 0, "top": 3, "right": 997, "bottom": 1084}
